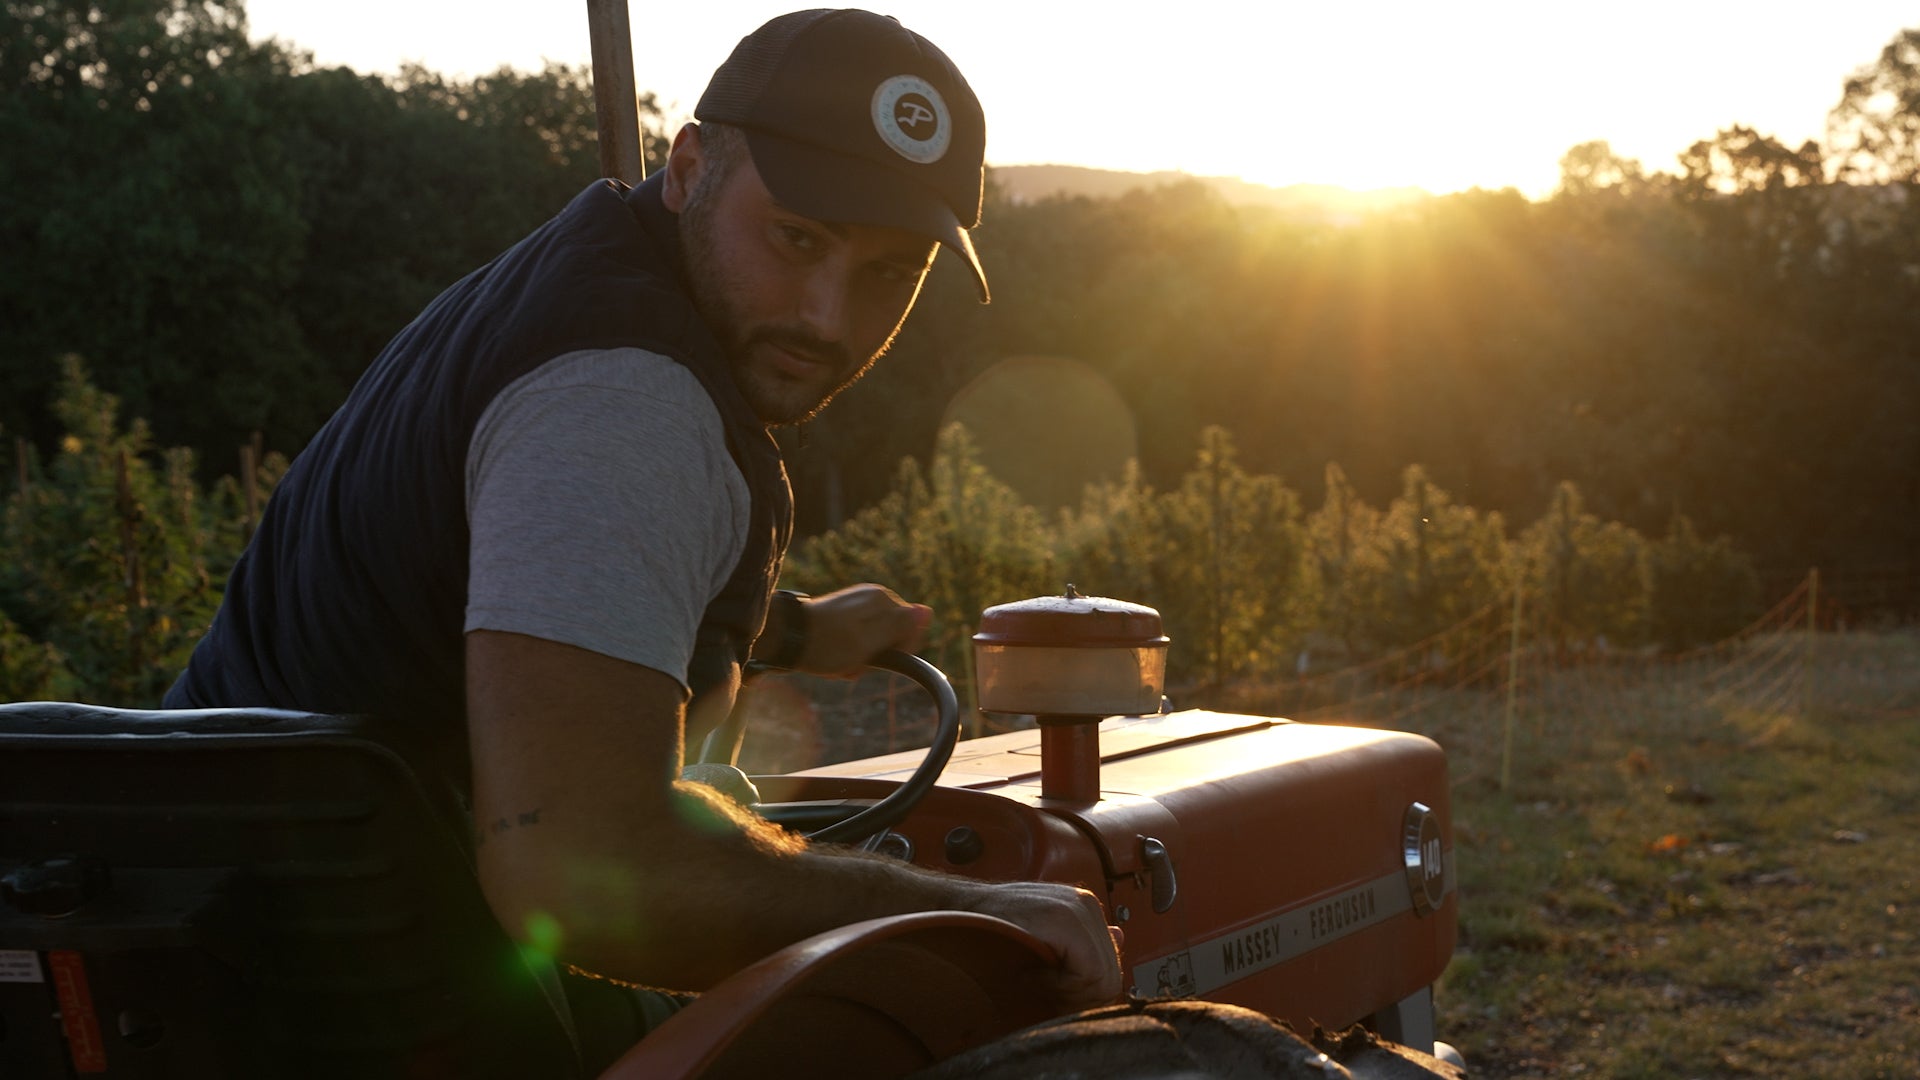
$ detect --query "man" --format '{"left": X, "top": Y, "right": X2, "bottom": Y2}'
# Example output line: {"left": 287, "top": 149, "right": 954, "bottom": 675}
{"left": 164, "top": 6, "right": 1121, "bottom": 1051}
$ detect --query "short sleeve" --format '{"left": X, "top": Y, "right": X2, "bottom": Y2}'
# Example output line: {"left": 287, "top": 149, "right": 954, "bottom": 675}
{"left": 463, "top": 348, "right": 750, "bottom": 688}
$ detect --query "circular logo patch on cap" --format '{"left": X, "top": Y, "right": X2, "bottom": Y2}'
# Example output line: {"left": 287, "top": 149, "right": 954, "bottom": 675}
{"left": 871, "top": 74, "right": 950, "bottom": 165}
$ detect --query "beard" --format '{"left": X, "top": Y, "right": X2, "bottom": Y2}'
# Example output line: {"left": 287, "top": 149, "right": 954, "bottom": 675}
{"left": 678, "top": 189, "right": 881, "bottom": 426}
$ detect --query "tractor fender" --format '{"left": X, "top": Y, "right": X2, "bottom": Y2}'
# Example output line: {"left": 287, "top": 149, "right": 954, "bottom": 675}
{"left": 599, "top": 911, "right": 1070, "bottom": 1079}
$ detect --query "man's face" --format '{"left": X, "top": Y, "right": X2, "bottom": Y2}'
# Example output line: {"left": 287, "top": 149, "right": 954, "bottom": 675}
{"left": 670, "top": 135, "right": 938, "bottom": 425}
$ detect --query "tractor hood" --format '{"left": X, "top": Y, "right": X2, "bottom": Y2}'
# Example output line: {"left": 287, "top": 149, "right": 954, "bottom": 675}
{"left": 764, "top": 709, "right": 1457, "bottom": 1032}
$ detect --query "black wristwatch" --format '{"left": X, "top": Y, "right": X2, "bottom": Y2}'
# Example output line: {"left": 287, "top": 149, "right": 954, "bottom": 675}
{"left": 763, "top": 589, "right": 810, "bottom": 670}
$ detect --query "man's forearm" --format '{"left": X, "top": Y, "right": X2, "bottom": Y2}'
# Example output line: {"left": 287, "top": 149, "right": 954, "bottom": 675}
{"left": 466, "top": 629, "right": 1119, "bottom": 1006}
{"left": 482, "top": 778, "right": 1002, "bottom": 990}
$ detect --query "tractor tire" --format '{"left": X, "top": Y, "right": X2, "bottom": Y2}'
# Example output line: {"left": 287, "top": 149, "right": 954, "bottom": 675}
{"left": 904, "top": 999, "right": 1465, "bottom": 1080}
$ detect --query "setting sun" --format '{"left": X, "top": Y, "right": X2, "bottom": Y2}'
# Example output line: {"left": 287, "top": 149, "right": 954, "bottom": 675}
{"left": 245, "top": 0, "right": 1916, "bottom": 197}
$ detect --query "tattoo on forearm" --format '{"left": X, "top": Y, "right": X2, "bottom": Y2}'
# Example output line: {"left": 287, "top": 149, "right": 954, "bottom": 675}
{"left": 475, "top": 807, "right": 542, "bottom": 847}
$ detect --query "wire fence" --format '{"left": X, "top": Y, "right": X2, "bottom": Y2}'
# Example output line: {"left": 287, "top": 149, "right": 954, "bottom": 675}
{"left": 737, "top": 571, "right": 1920, "bottom": 785}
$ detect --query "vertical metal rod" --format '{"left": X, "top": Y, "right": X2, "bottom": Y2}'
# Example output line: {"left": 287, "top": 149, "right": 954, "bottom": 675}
{"left": 1501, "top": 581, "right": 1523, "bottom": 794}
{"left": 960, "top": 623, "right": 980, "bottom": 740}
{"left": 115, "top": 450, "right": 146, "bottom": 676}
{"left": 585, "top": 0, "right": 645, "bottom": 184}
{"left": 240, "top": 442, "right": 258, "bottom": 541}
{"left": 1802, "top": 567, "right": 1819, "bottom": 718}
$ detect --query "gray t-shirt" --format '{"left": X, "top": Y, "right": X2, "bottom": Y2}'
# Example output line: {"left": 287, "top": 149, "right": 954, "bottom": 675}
{"left": 463, "top": 348, "right": 749, "bottom": 689}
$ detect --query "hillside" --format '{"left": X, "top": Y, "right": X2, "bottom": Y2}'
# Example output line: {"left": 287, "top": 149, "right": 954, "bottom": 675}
{"left": 989, "top": 163, "right": 1437, "bottom": 221}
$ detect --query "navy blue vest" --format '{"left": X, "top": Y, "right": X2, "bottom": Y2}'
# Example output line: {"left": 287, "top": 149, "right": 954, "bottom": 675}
{"left": 166, "top": 177, "right": 792, "bottom": 779}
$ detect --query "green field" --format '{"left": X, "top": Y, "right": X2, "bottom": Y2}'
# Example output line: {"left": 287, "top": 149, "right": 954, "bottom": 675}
{"left": 1418, "top": 631, "right": 1920, "bottom": 1077}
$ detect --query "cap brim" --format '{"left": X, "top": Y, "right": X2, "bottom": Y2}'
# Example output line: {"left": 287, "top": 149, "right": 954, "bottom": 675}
{"left": 741, "top": 128, "right": 989, "bottom": 303}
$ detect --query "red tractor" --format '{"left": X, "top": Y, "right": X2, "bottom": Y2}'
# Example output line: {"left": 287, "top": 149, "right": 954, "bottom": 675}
{"left": 1, "top": 591, "right": 1461, "bottom": 1077}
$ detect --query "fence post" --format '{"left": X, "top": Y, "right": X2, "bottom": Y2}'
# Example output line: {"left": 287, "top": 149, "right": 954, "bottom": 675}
{"left": 960, "top": 622, "right": 980, "bottom": 740}
{"left": 13, "top": 437, "right": 30, "bottom": 564}
{"left": 1801, "top": 567, "right": 1818, "bottom": 718}
{"left": 1210, "top": 445, "right": 1225, "bottom": 691}
{"left": 240, "top": 439, "right": 260, "bottom": 541}
{"left": 1501, "top": 582, "right": 1524, "bottom": 794}
{"left": 116, "top": 450, "right": 147, "bottom": 683}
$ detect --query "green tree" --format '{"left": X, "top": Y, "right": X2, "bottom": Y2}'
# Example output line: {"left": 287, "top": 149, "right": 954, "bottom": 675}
{"left": 784, "top": 424, "right": 1054, "bottom": 678}
{"left": 2, "top": 0, "right": 659, "bottom": 458}
{"left": 1675, "top": 125, "right": 1829, "bottom": 297}
{"left": 0, "top": 0, "right": 310, "bottom": 452}
{"left": 1556, "top": 140, "right": 1651, "bottom": 197}
{"left": 1357, "top": 465, "right": 1507, "bottom": 649}
{"left": 1678, "top": 125, "right": 1824, "bottom": 196}
{"left": 1154, "top": 427, "right": 1308, "bottom": 687}
{"left": 1057, "top": 459, "right": 1170, "bottom": 610}
{"left": 1517, "top": 482, "right": 1649, "bottom": 650}
{"left": 270, "top": 60, "right": 636, "bottom": 420}
{"left": 1828, "top": 27, "right": 1920, "bottom": 184}
{"left": 0, "top": 609, "right": 77, "bottom": 701}
{"left": 785, "top": 457, "right": 934, "bottom": 608}
{"left": 1305, "top": 462, "right": 1379, "bottom": 657}
{"left": 919, "top": 425, "right": 1058, "bottom": 672}
{"left": 0, "top": 358, "right": 275, "bottom": 704}
{"left": 1644, "top": 514, "right": 1760, "bottom": 650}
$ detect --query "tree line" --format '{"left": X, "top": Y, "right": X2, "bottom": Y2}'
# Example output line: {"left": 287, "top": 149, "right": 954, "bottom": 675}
{"left": 2, "top": 0, "right": 665, "bottom": 454}
{"left": 2, "top": 364, "right": 1757, "bottom": 704}
{"left": 828, "top": 126, "right": 1920, "bottom": 603}
{"left": 5, "top": 0, "right": 1917, "bottom": 622}
{"left": 786, "top": 424, "right": 1759, "bottom": 692}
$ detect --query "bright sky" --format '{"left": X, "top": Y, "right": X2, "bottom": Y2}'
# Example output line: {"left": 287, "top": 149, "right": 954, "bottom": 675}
{"left": 244, "top": 0, "right": 1918, "bottom": 198}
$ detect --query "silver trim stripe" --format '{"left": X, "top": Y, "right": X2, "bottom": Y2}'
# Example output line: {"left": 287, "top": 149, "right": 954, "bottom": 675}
{"left": 1130, "top": 852, "right": 1453, "bottom": 999}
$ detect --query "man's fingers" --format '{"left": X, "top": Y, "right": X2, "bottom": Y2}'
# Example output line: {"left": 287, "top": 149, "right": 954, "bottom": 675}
{"left": 1045, "top": 944, "right": 1125, "bottom": 1011}
{"left": 1052, "top": 896, "right": 1123, "bottom": 1007}
{"left": 800, "top": 585, "right": 935, "bottom": 674}
{"left": 963, "top": 880, "right": 1123, "bottom": 1008}
{"left": 899, "top": 603, "right": 933, "bottom": 652}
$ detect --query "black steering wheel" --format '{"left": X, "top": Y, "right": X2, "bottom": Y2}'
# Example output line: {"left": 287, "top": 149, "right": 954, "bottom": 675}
{"left": 730, "top": 650, "right": 963, "bottom": 845}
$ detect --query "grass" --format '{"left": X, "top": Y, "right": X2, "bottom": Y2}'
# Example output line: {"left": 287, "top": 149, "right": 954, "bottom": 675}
{"left": 1398, "top": 630, "right": 1920, "bottom": 1078}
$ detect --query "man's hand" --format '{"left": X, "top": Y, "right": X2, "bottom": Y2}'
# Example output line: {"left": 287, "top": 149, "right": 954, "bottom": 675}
{"left": 792, "top": 584, "right": 932, "bottom": 676}
{"left": 961, "top": 880, "right": 1125, "bottom": 1011}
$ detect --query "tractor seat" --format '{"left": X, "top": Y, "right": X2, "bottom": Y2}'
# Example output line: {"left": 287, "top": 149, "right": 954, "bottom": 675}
{"left": 0, "top": 702, "right": 581, "bottom": 1078}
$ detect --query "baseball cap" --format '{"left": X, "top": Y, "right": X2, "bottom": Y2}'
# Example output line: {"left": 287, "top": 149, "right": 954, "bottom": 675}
{"left": 695, "top": 9, "right": 990, "bottom": 302}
